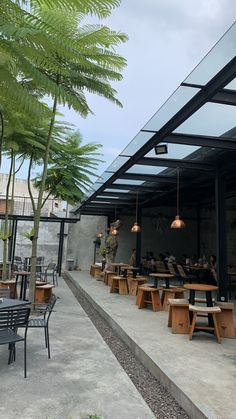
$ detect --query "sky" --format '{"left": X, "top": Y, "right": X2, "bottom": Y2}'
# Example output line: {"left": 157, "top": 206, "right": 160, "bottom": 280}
{"left": 2, "top": 0, "right": 236, "bottom": 179}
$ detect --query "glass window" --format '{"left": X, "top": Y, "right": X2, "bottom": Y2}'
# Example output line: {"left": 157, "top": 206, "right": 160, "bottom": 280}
{"left": 224, "top": 78, "right": 236, "bottom": 90}
{"left": 175, "top": 102, "right": 236, "bottom": 137}
{"left": 97, "top": 195, "right": 119, "bottom": 199}
{"left": 184, "top": 23, "right": 236, "bottom": 85}
{"left": 143, "top": 86, "right": 200, "bottom": 132}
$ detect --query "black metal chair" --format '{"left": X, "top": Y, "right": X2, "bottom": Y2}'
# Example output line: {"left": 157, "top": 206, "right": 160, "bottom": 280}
{"left": 0, "top": 307, "right": 31, "bottom": 378}
{"left": 44, "top": 263, "right": 58, "bottom": 286}
{"left": 28, "top": 294, "right": 57, "bottom": 359}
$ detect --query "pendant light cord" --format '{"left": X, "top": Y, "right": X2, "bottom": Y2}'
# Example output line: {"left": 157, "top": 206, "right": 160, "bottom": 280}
{"left": 136, "top": 192, "right": 138, "bottom": 222}
{"left": 177, "top": 167, "right": 179, "bottom": 215}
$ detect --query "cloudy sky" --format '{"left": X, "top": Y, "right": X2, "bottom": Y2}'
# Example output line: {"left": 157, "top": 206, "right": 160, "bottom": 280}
{"left": 3, "top": 0, "right": 236, "bottom": 178}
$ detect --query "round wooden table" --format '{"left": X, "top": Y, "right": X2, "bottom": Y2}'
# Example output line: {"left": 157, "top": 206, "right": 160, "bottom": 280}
{"left": 184, "top": 283, "right": 218, "bottom": 326}
{"left": 110, "top": 263, "right": 130, "bottom": 275}
{"left": 149, "top": 273, "right": 174, "bottom": 288}
{"left": 184, "top": 283, "right": 218, "bottom": 306}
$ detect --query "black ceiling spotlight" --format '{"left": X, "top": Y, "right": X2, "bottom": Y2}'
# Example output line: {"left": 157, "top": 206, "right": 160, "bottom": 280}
{"left": 154, "top": 144, "right": 168, "bottom": 155}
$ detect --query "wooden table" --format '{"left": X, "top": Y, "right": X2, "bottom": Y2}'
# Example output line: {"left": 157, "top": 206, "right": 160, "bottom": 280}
{"left": 123, "top": 266, "right": 139, "bottom": 278}
{"left": 149, "top": 273, "right": 174, "bottom": 289}
{"left": 110, "top": 263, "right": 130, "bottom": 275}
{"left": 184, "top": 283, "right": 218, "bottom": 326}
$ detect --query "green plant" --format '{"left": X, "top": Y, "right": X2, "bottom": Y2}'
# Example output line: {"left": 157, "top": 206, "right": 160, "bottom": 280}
{"left": 22, "top": 228, "right": 35, "bottom": 241}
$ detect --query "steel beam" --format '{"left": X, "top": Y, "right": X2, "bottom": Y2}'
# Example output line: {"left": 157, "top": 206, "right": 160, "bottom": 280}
{"left": 141, "top": 132, "right": 236, "bottom": 150}
{"left": 119, "top": 173, "right": 177, "bottom": 183}
{"left": 107, "top": 184, "right": 161, "bottom": 192}
{"left": 210, "top": 89, "right": 236, "bottom": 106}
{"left": 137, "top": 157, "right": 214, "bottom": 171}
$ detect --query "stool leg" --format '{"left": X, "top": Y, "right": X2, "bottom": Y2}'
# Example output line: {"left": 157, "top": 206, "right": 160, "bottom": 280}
{"left": 189, "top": 312, "right": 197, "bottom": 340}
{"left": 168, "top": 305, "right": 172, "bottom": 327}
{"left": 138, "top": 291, "right": 147, "bottom": 309}
{"left": 212, "top": 313, "right": 221, "bottom": 344}
{"left": 151, "top": 291, "right": 162, "bottom": 312}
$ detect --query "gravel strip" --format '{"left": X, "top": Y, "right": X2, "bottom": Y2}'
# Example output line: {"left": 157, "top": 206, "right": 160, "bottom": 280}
{"left": 64, "top": 274, "right": 189, "bottom": 419}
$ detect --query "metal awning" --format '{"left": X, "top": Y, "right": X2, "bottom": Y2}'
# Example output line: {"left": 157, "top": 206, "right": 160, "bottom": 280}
{"left": 75, "top": 22, "right": 236, "bottom": 216}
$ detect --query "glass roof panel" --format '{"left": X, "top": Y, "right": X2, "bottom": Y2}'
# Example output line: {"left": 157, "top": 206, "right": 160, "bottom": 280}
{"left": 97, "top": 195, "right": 119, "bottom": 199}
{"left": 113, "top": 179, "right": 144, "bottom": 185}
{"left": 91, "top": 182, "right": 103, "bottom": 191}
{"left": 106, "top": 156, "right": 129, "bottom": 172}
{"left": 143, "top": 86, "right": 200, "bottom": 132}
{"left": 184, "top": 23, "right": 236, "bottom": 86}
{"left": 127, "top": 165, "right": 168, "bottom": 175}
{"left": 225, "top": 78, "right": 236, "bottom": 90}
{"left": 146, "top": 143, "right": 200, "bottom": 159}
{"left": 120, "top": 131, "right": 153, "bottom": 156}
{"left": 104, "top": 188, "right": 129, "bottom": 193}
{"left": 174, "top": 102, "right": 236, "bottom": 136}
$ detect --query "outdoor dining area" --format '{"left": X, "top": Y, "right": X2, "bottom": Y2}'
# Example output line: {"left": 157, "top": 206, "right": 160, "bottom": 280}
{"left": 89, "top": 257, "right": 235, "bottom": 344}
{"left": 0, "top": 257, "right": 58, "bottom": 377}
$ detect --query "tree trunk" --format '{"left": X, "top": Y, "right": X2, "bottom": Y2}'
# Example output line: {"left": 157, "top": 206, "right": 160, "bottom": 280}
{"left": 28, "top": 94, "right": 58, "bottom": 302}
{"left": 2, "top": 149, "right": 14, "bottom": 281}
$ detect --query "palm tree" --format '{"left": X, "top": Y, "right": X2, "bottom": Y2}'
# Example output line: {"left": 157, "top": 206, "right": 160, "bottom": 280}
{"left": 1, "top": 0, "right": 127, "bottom": 301}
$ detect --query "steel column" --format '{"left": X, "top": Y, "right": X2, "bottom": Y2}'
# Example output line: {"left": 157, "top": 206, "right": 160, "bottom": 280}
{"left": 57, "top": 221, "right": 65, "bottom": 276}
{"left": 215, "top": 173, "right": 228, "bottom": 300}
{"left": 135, "top": 208, "right": 142, "bottom": 267}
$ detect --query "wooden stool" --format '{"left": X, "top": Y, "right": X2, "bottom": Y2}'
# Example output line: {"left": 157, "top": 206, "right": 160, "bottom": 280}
{"left": 0, "top": 280, "right": 17, "bottom": 298}
{"left": 137, "top": 286, "right": 162, "bottom": 312}
{"left": 129, "top": 277, "right": 148, "bottom": 296}
{"left": 168, "top": 299, "right": 189, "bottom": 334}
{"left": 189, "top": 305, "right": 222, "bottom": 343}
{"left": 90, "top": 264, "right": 102, "bottom": 278}
{"left": 110, "top": 276, "right": 128, "bottom": 295}
{"left": 161, "top": 287, "right": 185, "bottom": 311}
{"left": 104, "top": 271, "right": 115, "bottom": 286}
{"left": 216, "top": 302, "right": 235, "bottom": 338}
{"left": 35, "top": 284, "right": 54, "bottom": 303}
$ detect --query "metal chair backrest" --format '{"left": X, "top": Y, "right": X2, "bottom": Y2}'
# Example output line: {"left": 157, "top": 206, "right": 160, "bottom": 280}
{"left": 155, "top": 261, "right": 167, "bottom": 272}
{"left": 46, "top": 263, "right": 57, "bottom": 272}
{"left": 168, "top": 263, "right": 177, "bottom": 275}
{"left": 44, "top": 294, "right": 57, "bottom": 325}
{"left": 0, "top": 307, "right": 30, "bottom": 329}
{"left": 177, "top": 264, "right": 186, "bottom": 278}
{"left": 0, "top": 288, "right": 10, "bottom": 298}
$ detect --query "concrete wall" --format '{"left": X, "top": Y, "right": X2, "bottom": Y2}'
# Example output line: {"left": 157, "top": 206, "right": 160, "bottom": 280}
{"left": 66, "top": 214, "right": 107, "bottom": 270}
{"left": 0, "top": 219, "right": 67, "bottom": 267}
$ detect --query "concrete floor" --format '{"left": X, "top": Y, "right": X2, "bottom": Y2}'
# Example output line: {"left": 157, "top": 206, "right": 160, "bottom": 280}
{"left": 68, "top": 270, "right": 236, "bottom": 419}
{"left": 0, "top": 279, "right": 155, "bottom": 419}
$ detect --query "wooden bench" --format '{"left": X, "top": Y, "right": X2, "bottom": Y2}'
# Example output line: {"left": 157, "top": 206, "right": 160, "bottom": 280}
{"left": 189, "top": 305, "right": 222, "bottom": 343}
{"left": 35, "top": 284, "right": 54, "bottom": 303}
{"left": 161, "top": 287, "right": 185, "bottom": 311}
{"left": 216, "top": 301, "right": 235, "bottom": 338}
{"left": 136, "top": 286, "right": 162, "bottom": 312}
{"left": 110, "top": 276, "right": 129, "bottom": 295}
{"left": 129, "top": 277, "right": 148, "bottom": 296}
{"left": 168, "top": 299, "right": 189, "bottom": 334}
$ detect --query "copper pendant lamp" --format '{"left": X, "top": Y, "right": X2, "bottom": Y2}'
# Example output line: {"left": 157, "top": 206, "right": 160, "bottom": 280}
{"left": 171, "top": 168, "right": 186, "bottom": 229}
{"left": 131, "top": 193, "right": 141, "bottom": 233}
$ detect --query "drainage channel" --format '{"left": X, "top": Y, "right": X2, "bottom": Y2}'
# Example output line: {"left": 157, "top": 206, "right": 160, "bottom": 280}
{"left": 64, "top": 274, "right": 189, "bottom": 419}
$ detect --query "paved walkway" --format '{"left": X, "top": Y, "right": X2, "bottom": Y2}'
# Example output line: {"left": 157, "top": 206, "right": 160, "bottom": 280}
{"left": 68, "top": 270, "right": 236, "bottom": 419}
{"left": 0, "top": 279, "right": 155, "bottom": 419}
